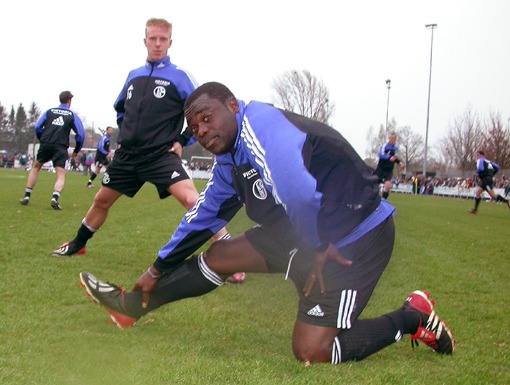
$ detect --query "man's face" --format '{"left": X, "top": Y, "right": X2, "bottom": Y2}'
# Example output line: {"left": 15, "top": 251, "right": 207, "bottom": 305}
{"left": 144, "top": 25, "right": 172, "bottom": 62}
{"left": 388, "top": 134, "right": 396, "bottom": 145}
{"left": 106, "top": 127, "right": 113, "bottom": 136}
{"left": 185, "top": 95, "right": 239, "bottom": 155}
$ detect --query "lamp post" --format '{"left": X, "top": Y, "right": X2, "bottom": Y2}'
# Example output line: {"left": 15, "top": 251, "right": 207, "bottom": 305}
{"left": 385, "top": 79, "right": 391, "bottom": 133}
{"left": 423, "top": 23, "right": 437, "bottom": 177}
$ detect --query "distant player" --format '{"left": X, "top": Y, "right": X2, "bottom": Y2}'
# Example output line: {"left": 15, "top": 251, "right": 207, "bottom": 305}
{"left": 469, "top": 150, "right": 509, "bottom": 215}
{"left": 87, "top": 126, "right": 113, "bottom": 188}
{"left": 19, "top": 90, "right": 84, "bottom": 210}
{"left": 373, "top": 133, "right": 405, "bottom": 199}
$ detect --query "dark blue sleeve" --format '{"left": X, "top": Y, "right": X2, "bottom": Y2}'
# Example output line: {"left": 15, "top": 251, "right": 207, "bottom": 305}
{"left": 35, "top": 111, "right": 47, "bottom": 140}
{"left": 155, "top": 163, "right": 242, "bottom": 270}
{"left": 72, "top": 113, "right": 85, "bottom": 153}
{"left": 113, "top": 75, "right": 130, "bottom": 127}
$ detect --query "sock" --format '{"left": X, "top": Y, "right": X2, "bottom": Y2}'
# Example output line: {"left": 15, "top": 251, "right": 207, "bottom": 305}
{"left": 72, "top": 219, "right": 96, "bottom": 248}
{"left": 474, "top": 197, "right": 481, "bottom": 210}
{"left": 52, "top": 191, "right": 61, "bottom": 201}
{"left": 331, "top": 309, "right": 420, "bottom": 363}
{"left": 382, "top": 191, "right": 389, "bottom": 199}
{"left": 24, "top": 188, "right": 32, "bottom": 198}
{"left": 496, "top": 194, "right": 508, "bottom": 203}
{"left": 122, "top": 254, "right": 223, "bottom": 318}
{"left": 89, "top": 172, "right": 97, "bottom": 184}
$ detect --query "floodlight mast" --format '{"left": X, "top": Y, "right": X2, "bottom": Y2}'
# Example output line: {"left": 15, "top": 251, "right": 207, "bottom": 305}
{"left": 385, "top": 79, "right": 391, "bottom": 133}
{"left": 423, "top": 23, "right": 437, "bottom": 177}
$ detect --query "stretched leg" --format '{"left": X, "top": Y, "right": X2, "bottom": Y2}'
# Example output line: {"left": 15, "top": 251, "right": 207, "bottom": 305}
{"left": 470, "top": 187, "right": 483, "bottom": 214}
{"left": 53, "top": 166, "right": 66, "bottom": 193}
{"left": 488, "top": 189, "right": 510, "bottom": 208}
{"left": 82, "top": 234, "right": 267, "bottom": 320}
{"left": 20, "top": 161, "right": 43, "bottom": 204}
{"left": 87, "top": 166, "right": 99, "bottom": 187}
{"left": 382, "top": 180, "right": 392, "bottom": 199}
{"left": 52, "top": 186, "right": 123, "bottom": 255}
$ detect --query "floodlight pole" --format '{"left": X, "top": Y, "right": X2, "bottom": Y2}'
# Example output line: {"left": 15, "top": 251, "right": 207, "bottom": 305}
{"left": 385, "top": 79, "right": 391, "bottom": 133}
{"left": 423, "top": 23, "right": 437, "bottom": 177}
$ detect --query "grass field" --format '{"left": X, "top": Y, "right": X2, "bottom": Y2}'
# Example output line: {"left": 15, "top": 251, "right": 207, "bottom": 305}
{"left": 0, "top": 168, "right": 508, "bottom": 385}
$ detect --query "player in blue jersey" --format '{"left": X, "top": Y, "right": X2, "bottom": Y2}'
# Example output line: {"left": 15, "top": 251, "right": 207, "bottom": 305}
{"left": 52, "top": 18, "right": 228, "bottom": 257}
{"left": 469, "top": 150, "right": 509, "bottom": 214}
{"left": 87, "top": 126, "right": 113, "bottom": 188}
{"left": 80, "top": 82, "right": 454, "bottom": 364}
{"left": 373, "top": 133, "right": 405, "bottom": 199}
{"left": 19, "top": 91, "right": 84, "bottom": 210}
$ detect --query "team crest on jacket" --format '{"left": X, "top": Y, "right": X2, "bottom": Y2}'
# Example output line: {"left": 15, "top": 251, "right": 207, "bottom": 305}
{"left": 153, "top": 86, "right": 166, "bottom": 98}
{"left": 253, "top": 179, "right": 267, "bottom": 200}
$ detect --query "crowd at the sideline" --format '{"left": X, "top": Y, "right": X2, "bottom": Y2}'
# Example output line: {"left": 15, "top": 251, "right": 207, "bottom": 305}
{"left": 390, "top": 174, "right": 510, "bottom": 198}
{"left": 1, "top": 150, "right": 98, "bottom": 174}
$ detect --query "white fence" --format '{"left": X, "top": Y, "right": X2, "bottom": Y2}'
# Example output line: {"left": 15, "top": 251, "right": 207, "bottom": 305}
{"left": 391, "top": 184, "right": 505, "bottom": 199}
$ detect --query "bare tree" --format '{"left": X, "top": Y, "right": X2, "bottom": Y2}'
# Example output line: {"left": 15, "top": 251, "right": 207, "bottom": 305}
{"left": 365, "top": 123, "right": 387, "bottom": 161}
{"left": 396, "top": 125, "right": 424, "bottom": 170}
{"left": 441, "top": 107, "right": 483, "bottom": 174}
{"left": 481, "top": 111, "right": 510, "bottom": 168}
{"left": 271, "top": 69, "right": 335, "bottom": 124}
{"left": 27, "top": 102, "right": 41, "bottom": 155}
{"left": 0, "top": 102, "right": 8, "bottom": 150}
{"left": 365, "top": 119, "right": 423, "bottom": 173}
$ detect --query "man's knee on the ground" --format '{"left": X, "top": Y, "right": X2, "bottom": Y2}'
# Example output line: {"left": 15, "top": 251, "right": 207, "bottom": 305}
{"left": 292, "top": 333, "right": 334, "bottom": 364}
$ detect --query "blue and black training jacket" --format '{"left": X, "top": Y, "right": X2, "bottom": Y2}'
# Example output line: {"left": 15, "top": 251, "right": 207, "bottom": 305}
{"left": 35, "top": 104, "right": 84, "bottom": 154}
{"left": 113, "top": 56, "right": 198, "bottom": 154}
{"left": 154, "top": 100, "right": 395, "bottom": 272}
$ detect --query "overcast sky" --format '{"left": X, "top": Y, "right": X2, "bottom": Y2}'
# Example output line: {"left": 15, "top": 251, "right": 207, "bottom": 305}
{"left": 1, "top": 0, "right": 508, "bottom": 156}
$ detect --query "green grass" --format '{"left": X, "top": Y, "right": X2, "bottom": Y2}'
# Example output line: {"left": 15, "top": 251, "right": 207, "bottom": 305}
{"left": 0, "top": 168, "right": 508, "bottom": 385}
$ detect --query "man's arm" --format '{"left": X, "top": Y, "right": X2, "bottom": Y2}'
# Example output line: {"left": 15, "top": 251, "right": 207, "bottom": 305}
{"left": 154, "top": 164, "right": 242, "bottom": 272}
{"left": 35, "top": 112, "right": 47, "bottom": 140}
{"left": 72, "top": 114, "right": 85, "bottom": 154}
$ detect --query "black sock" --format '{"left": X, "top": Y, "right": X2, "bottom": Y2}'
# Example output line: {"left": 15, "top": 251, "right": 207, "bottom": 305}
{"left": 333, "top": 309, "right": 420, "bottom": 362}
{"left": 382, "top": 191, "right": 389, "bottom": 199}
{"left": 496, "top": 194, "right": 508, "bottom": 203}
{"left": 474, "top": 197, "right": 481, "bottom": 210}
{"left": 89, "top": 172, "right": 97, "bottom": 182}
{"left": 122, "top": 255, "right": 222, "bottom": 318}
{"left": 72, "top": 223, "right": 95, "bottom": 248}
{"left": 24, "top": 188, "right": 32, "bottom": 198}
{"left": 52, "top": 191, "right": 61, "bottom": 201}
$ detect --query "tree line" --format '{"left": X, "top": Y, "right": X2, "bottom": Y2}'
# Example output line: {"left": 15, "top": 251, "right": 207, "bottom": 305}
{"left": 271, "top": 70, "right": 510, "bottom": 177}
{"left": 3, "top": 69, "right": 510, "bottom": 177}
{"left": 0, "top": 101, "right": 105, "bottom": 157}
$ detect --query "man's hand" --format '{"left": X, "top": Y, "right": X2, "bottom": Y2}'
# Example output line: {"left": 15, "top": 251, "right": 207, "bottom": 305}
{"left": 169, "top": 142, "right": 183, "bottom": 158}
{"left": 303, "top": 244, "right": 352, "bottom": 297}
{"left": 132, "top": 266, "right": 163, "bottom": 308}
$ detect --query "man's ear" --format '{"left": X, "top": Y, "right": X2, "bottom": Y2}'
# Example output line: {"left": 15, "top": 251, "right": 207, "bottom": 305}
{"left": 228, "top": 97, "right": 240, "bottom": 113}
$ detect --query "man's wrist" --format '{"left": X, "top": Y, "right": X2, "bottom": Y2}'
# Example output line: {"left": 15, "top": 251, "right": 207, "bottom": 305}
{"left": 146, "top": 266, "right": 163, "bottom": 279}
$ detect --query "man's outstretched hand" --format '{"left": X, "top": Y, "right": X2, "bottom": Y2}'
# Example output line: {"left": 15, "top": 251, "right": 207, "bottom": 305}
{"left": 303, "top": 244, "right": 352, "bottom": 297}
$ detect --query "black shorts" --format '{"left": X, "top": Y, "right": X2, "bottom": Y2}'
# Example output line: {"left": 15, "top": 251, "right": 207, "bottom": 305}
{"left": 94, "top": 153, "right": 110, "bottom": 169}
{"left": 479, "top": 176, "right": 494, "bottom": 192}
{"left": 244, "top": 217, "right": 395, "bottom": 328}
{"left": 102, "top": 147, "right": 191, "bottom": 199}
{"left": 373, "top": 167, "right": 393, "bottom": 184}
{"left": 36, "top": 144, "right": 68, "bottom": 168}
